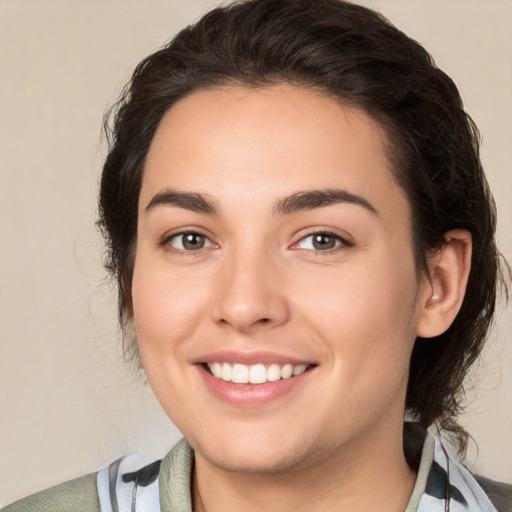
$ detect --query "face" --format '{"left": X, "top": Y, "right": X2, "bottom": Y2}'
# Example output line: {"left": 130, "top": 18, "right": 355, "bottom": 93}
{"left": 132, "top": 85, "right": 430, "bottom": 474}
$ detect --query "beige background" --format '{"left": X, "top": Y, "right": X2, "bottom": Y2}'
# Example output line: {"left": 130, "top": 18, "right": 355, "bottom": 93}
{"left": 0, "top": 0, "right": 510, "bottom": 506}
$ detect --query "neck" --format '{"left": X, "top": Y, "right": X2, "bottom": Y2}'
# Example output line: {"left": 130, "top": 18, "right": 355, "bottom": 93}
{"left": 192, "top": 424, "right": 416, "bottom": 512}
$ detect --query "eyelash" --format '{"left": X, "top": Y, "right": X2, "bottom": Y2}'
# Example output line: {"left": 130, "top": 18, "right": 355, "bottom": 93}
{"left": 161, "top": 230, "right": 217, "bottom": 256}
{"left": 160, "top": 229, "right": 352, "bottom": 256}
{"left": 291, "top": 229, "right": 353, "bottom": 255}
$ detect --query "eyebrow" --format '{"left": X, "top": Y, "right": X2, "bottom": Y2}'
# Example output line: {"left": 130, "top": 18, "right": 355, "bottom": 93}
{"left": 144, "top": 187, "right": 378, "bottom": 217}
{"left": 145, "top": 189, "right": 219, "bottom": 215}
{"left": 273, "top": 189, "right": 378, "bottom": 216}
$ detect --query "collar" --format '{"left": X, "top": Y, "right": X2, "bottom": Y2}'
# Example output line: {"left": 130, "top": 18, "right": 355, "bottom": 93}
{"left": 97, "top": 433, "right": 498, "bottom": 512}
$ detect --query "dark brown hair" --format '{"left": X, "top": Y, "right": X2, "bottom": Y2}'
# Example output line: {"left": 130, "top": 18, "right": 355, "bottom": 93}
{"left": 99, "top": 0, "right": 507, "bottom": 452}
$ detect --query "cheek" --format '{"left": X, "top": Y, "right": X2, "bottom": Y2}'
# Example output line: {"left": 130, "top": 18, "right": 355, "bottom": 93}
{"left": 130, "top": 252, "right": 211, "bottom": 418}
{"left": 131, "top": 253, "right": 210, "bottom": 355}
{"left": 295, "top": 253, "right": 419, "bottom": 373}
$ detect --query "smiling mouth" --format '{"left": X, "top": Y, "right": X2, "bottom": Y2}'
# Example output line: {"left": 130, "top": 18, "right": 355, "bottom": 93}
{"left": 203, "top": 362, "right": 313, "bottom": 384}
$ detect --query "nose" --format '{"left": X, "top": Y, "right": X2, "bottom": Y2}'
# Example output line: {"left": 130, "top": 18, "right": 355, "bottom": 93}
{"left": 212, "top": 251, "right": 290, "bottom": 334}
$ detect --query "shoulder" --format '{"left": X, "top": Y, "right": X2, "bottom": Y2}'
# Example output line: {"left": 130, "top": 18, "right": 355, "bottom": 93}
{"left": 0, "top": 440, "right": 190, "bottom": 512}
{"left": 406, "top": 425, "right": 512, "bottom": 512}
{"left": 1, "top": 472, "right": 100, "bottom": 512}
{"left": 474, "top": 475, "right": 512, "bottom": 512}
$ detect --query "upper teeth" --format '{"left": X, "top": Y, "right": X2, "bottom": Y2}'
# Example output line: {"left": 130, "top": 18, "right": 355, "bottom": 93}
{"left": 207, "top": 362, "right": 308, "bottom": 384}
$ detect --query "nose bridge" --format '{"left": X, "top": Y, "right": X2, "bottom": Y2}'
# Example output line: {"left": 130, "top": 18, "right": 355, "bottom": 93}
{"left": 212, "top": 242, "right": 289, "bottom": 332}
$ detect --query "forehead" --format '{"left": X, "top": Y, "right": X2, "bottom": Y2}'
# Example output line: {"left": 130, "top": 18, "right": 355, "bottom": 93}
{"left": 140, "top": 84, "right": 409, "bottom": 224}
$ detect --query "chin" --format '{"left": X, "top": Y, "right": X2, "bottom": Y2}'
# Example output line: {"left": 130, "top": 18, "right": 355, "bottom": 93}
{"left": 188, "top": 423, "right": 325, "bottom": 475}
{"left": 197, "top": 442, "right": 312, "bottom": 475}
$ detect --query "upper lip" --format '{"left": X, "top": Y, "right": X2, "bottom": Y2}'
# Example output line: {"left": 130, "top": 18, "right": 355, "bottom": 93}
{"left": 194, "top": 350, "right": 316, "bottom": 366}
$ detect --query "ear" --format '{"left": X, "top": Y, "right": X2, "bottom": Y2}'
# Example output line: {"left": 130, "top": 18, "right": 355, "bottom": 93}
{"left": 416, "top": 229, "right": 472, "bottom": 338}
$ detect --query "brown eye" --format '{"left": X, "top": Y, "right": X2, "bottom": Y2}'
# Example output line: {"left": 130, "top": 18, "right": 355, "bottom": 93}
{"left": 170, "top": 232, "right": 209, "bottom": 251}
{"left": 312, "top": 234, "right": 336, "bottom": 250}
{"left": 296, "top": 232, "right": 345, "bottom": 251}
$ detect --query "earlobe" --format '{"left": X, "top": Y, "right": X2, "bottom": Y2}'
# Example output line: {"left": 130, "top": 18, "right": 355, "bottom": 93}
{"left": 416, "top": 229, "right": 472, "bottom": 338}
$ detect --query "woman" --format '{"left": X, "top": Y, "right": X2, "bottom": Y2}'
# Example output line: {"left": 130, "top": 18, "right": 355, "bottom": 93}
{"left": 3, "top": 0, "right": 510, "bottom": 510}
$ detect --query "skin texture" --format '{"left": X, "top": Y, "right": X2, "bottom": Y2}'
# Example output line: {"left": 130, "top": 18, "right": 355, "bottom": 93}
{"left": 132, "top": 85, "right": 471, "bottom": 512}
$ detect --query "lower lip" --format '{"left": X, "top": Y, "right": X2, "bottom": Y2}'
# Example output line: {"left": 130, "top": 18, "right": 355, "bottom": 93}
{"left": 197, "top": 365, "right": 313, "bottom": 407}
